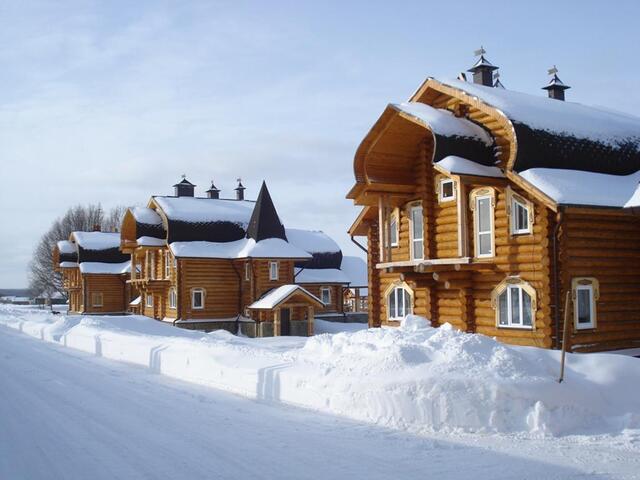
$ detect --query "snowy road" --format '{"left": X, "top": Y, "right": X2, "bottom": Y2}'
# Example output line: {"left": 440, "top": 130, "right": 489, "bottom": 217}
{"left": 0, "top": 326, "right": 638, "bottom": 480}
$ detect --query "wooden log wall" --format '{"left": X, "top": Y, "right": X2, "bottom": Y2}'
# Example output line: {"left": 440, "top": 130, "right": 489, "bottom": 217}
{"left": 83, "top": 274, "right": 127, "bottom": 313}
{"left": 296, "top": 284, "right": 344, "bottom": 314}
{"left": 561, "top": 211, "right": 640, "bottom": 351}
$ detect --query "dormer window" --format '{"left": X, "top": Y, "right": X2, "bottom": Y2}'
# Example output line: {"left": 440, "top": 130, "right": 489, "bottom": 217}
{"left": 439, "top": 178, "right": 456, "bottom": 202}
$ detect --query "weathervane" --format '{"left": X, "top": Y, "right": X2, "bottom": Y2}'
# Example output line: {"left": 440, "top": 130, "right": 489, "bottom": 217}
{"left": 474, "top": 46, "right": 486, "bottom": 57}
{"left": 548, "top": 65, "right": 559, "bottom": 76}
{"left": 181, "top": 173, "right": 186, "bottom": 180}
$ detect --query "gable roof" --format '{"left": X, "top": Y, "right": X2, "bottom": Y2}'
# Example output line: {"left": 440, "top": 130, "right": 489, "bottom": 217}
{"left": 70, "top": 231, "right": 129, "bottom": 264}
{"left": 246, "top": 182, "right": 287, "bottom": 242}
{"left": 285, "top": 228, "right": 343, "bottom": 269}
{"left": 248, "top": 284, "right": 324, "bottom": 309}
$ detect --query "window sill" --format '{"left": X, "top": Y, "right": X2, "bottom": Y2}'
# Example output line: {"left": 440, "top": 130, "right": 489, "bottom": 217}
{"left": 497, "top": 324, "right": 534, "bottom": 330}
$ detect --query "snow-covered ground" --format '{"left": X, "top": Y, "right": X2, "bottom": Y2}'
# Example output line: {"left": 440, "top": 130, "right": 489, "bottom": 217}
{"left": 1, "top": 305, "right": 639, "bottom": 479}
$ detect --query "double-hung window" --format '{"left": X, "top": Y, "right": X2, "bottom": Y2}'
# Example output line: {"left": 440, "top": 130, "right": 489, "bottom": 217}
{"left": 387, "top": 286, "right": 412, "bottom": 320}
{"left": 575, "top": 285, "right": 595, "bottom": 329}
{"left": 511, "top": 197, "right": 531, "bottom": 235}
{"left": 92, "top": 292, "right": 103, "bottom": 307}
{"left": 146, "top": 294, "right": 153, "bottom": 308}
{"left": 164, "top": 253, "right": 171, "bottom": 278}
{"left": 409, "top": 205, "right": 424, "bottom": 260}
{"left": 389, "top": 215, "right": 398, "bottom": 247}
{"left": 497, "top": 285, "right": 533, "bottom": 328}
{"left": 320, "top": 287, "right": 331, "bottom": 305}
{"left": 475, "top": 195, "right": 494, "bottom": 257}
{"left": 191, "top": 289, "right": 204, "bottom": 310}
{"left": 269, "top": 261, "right": 279, "bottom": 281}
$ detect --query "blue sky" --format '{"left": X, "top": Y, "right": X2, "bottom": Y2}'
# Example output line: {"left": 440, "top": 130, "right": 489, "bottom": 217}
{"left": 1, "top": 0, "right": 639, "bottom": 287}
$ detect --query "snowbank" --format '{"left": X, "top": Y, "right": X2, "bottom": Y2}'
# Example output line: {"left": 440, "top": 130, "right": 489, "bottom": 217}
{"left": 1, "top": 305, "right": 638, "bottom": 438}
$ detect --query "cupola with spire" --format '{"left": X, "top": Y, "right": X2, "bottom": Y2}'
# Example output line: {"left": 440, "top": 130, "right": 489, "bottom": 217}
{"left": 542, "top": 65, "right": 570, "bottom": 101}
{"left": 206, "top": 180, "right": 221, "bottom": 199}
{"left": 235, "top": 178, "right": 246, "bottom": 201}
{"left": 467, "top": 47, "right": 498, "bottom": 87}
{"left": 246, "top": 181, "right": 287, "bottom": 242}
{"left": 173, "top": 175, "right": 195, "bottom": 197}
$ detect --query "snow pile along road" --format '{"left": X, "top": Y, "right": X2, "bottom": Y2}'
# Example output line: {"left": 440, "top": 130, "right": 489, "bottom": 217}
{"left": 1, "top": 306, "right": 639, "bottom": 437}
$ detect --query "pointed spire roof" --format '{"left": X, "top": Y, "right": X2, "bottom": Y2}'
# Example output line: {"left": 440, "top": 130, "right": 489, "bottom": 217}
{"left": 206, "top": 180, "right": 220, "bottom": 194}
{"left": 542, "top": 73, "right": 570, "bottom": 91}
{"left": 468, "top": 55, "right": 498, "bottom": 73}
{"left": 246, "top": 181, "right": 287, "bottom": 242}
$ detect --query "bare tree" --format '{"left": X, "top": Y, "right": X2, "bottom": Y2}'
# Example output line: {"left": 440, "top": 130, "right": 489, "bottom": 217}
{"left": 28, "top": 204, "right": 128, "bottom": 304}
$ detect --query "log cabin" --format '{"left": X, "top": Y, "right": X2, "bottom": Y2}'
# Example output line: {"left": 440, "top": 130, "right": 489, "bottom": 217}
{"left": 54, "top": 230, "right": 132, "bottom": 314}
{"left": 348, "top": 53, "right": 640, "bottom": 352}
{"left": 121, "top": 178, "right": 362, "bottom": 336}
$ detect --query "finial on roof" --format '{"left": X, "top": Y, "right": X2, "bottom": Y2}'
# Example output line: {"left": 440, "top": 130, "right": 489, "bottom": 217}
{"left": 542, "top": 65, "right": 570, "bottom": 101}
{"left": 467, "top": 47, "right": 498, "bottom": 87}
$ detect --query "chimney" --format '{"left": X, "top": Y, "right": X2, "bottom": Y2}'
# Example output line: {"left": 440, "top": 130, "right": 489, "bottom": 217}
{"left": 467, "top": 47, "right": 498, "bottom": 87}
{"left": 235, "top": 178, "right": 246, "bottom": 201}
{"left": 493, "top": 72, "right": 505, "bottom": 89}
{"left": 542, "top": 66, "right": 570, "bottom": 101}
{"left": 206, "top": 180, "right": 220, "bottom": 199}
{"left": 173, "top": 175, "right": 196, "bottom": 197}
{"left": 93, "top": 224, "right": 101, "bottom": 232}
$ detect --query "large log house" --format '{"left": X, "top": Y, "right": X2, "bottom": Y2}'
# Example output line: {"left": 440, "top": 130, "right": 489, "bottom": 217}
{"left": 120, "top": 178, "right": 362, "bottom": 336}
{"left": 53, "top": 230, "right": 132, "bottom": 314}
{"left": 348, "top": 53, "right": 640, "bottom": 352}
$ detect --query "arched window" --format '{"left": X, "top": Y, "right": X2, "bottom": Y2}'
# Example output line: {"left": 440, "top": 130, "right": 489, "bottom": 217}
{"left": 491, "top": 277, "right": 537, "bottom": 329}
{"left": 385, "top": 282, "right": 413, "bottom": 320}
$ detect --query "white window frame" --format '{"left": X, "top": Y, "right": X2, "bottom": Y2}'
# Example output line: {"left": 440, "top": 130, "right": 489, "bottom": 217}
{"left": 269, "top": 261, "right": 279, "bottom": 281}
{"left": 91, "top": 292, "right": 103, "bottom": 307}
{"left": 511, "top": 197, "right": 531, "bottom": 235}
{"left": 497, "top": 285, "right": 534, "bottom": 329}
{"left": 320, "top": 287, "right": 331, "bottom": 305}
{"left": 191, "top": 288, "right": 204, "bottom": 310}
{"left": 146, "top": 294, "right": 153, "bottom": 308}
{"left": 474, "top": 194, "right": 494, "bottom": 258}
{"left": 439, "top": 178, "right": 456, "bottom": 202}
{"left": 245, "top": 262, "right": 251, "bottom": 281}
{"left": 387, "top": 286, "right": 412, "bottom": 320}
{"left": 168, "top": 288, "right": 177, "bottom": 310}
{"left": 409, "top": 205, "right": 424, "bottom": 261}
{"left": 389, "top": 214, "right": 399, "bottom": 247}
{"left": 149, "top": 251, "right": 155, "bottom": 280}
{"left": 574, "top": 284, "right": 596, "bottom": 330}
{"left": 164, "top": 253, "right": 171, "bottom": 279}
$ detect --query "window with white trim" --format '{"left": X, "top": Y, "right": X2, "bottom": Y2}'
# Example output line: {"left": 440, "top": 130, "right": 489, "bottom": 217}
{"left": 149, "top": 251, "right": 155, "bottom": 280}
{"left": 439, "top": 178, "right": 456, "bottom": 202}
{"left": 146, "top": 294, "right": 153, "bottom": 307}
{"left": 497, "top": 285, "right": 533, "bottom": 328}
{"left": 245, "top": 262, "right": 251, "bottom": 281}
{"left": 168, "top": 288, "right": 177, "bottom": 309}
{"left": 409, "top": 205, "right": 424, "bottom": 260}
{"left": 269, "top": 261, "right": 279, "bottom": 281}
{"left": 474, "top": 194, "right": 494, "bottom": 257}
{"left": 191, "top": 289, "right": 204, "bottom": 310}
{"left": 320, "top": 287, "right": 331, "bottom": 305}
{"left": 575, "top": 285, "right": 595, "bottom": 329}
{"left": 511, "top": 197, "right": 531, "bottom": 235}
{"left": 387, "top": 286, "right": 412, "bottom": 320}
{"left": 91, "top": 292, "right": 103, "bottom": 307}
{"left": 164, "top": 253, "right": 171, "bottom": 278}
{"left": 388, "top": 215, "right": 398, "bottom": 247}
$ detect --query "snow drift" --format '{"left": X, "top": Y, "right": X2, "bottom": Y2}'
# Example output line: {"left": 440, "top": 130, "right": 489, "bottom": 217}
{"left": 1, "top": 306, "right": 639, "bottom": 438}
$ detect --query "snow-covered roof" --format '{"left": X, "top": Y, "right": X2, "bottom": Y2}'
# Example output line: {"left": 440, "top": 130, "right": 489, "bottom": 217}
{"left": 57, "top": 240, "right": 76, "bottom": 254}
{"left": 59, "top": 261, "right": 78, "bottom": 269}
{"left": 295, "top": 268, "right": 350, "bottom": 284}
{"left": 129, "top": 296, "right": 141, "bottom": 306}
{"left": 442, "top": 78, "right": 640, "bottom": 148}
{"left": 624, "top": 184, "right": 640, "bottom": 208}
{"left": 72, "top": 232, "right": 121, "bottom": 251}
{"left": 339, "top": 256, "right": 368, "bottom": 287}
{"left": 519, "top": 168, "right": 640, "bottom": 207}
{"left": 131, "top": 206, "right": 163, "bottom": 225}
{"left": 169, "top": 238, "right": 312, "bottom": 260}
{"left": 285, "top": 228, "right": 341, "bottom": 254}
{"left": 78, "top": 262, "right": 131, "bottom": 275}
{"left": 435, "top": 155, "right": 504, "bottom": 178}
{"left": 137, "top": 236, "right": 166, "bottom": 247}
{"left": 153, "top": 197, "right": 254, "bottom": 225}
{"left": 248, "top": 284, "right": 323, "bottom": 309}
{"left": 391, "top": 102, "right": 493, "bottom": 146}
